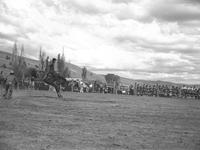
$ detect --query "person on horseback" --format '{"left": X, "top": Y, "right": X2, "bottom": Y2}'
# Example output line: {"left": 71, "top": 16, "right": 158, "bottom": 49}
{"left": 43, "top": 58, "right": 63, "bottom": 98}
{"left": 49, "top": 58, "right": 57, "bottom": 76}
{"left": 43, "top": 58, "right": 57, "bottom": 80}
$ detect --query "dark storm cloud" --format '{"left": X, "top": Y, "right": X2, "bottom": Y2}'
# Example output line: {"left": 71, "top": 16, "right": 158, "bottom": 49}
{"left": 150, "top": 58, "right": 196, "bottom": 74}
{"left": 181, "top": 0, "right": 200, "bottom": 4}
{"left": 149, "top": 4, "right": 200, "bottom": 22}
{"left": 61, "top": 0, "right": 106, "bottom": 14}
{"left": 0, "top": 15, "right": 20, "bottom": 27}
{"left": 111, "top": 0, "right": 135, "bottom": 4}
{"left": 140, "top": 42, "right": 200, "bottom": 56}
{"left": 114, "top": 0, "right": 200, "bottom": 23}
{"left": 116, "top": 11, "right": 152, "bottom": 23}
{"left": 145, "top": 0, "right": 200, "bottom": 23}
{"left": 113, "top": 34, "right": 200, "bottom": 76}
{"left": 42, "top": 0, "right": 55, "bottom": 7}
{"left": 40, "top": 0, "right": 103, "bottom": 14}
{"left": 114, "top": 35, "right": 200, "bottom": 57}
{"left": 0, "top": 32, "right": 18, "bottom": 41}
{"left": 41, "top": 0, "right": 62, "bottom": 14}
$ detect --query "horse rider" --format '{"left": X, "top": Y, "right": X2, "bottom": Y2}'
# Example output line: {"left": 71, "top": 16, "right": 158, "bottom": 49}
{"left": 43, "top": 58, "right": 57, "bottom": 80}
{"left": 43, "top": 58, "right": 63, "bottom": 98}
{"left": 49, "top": 58, "right": 60, "bottom": 78}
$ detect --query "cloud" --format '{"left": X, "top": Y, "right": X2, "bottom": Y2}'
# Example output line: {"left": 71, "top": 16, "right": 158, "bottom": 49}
{"left": 181, "top": 0, "right": 200, "bottom": 4}
{"left": 148, "top": 1, "right": 200, "bottom": 22}
{"left": 111, "top": 0, "right": 135, "bottom": 4}
{"left": 113, "top": 0, "right": 200, "bottom": 23}
{"left": 0, "top": 0, "right": 200, "bottom": 84}
{"left": 0, "top": 32, "right": 18, "bottom": 41}
{"left": 60, "top": 0, "right": 111, "bottom": 15}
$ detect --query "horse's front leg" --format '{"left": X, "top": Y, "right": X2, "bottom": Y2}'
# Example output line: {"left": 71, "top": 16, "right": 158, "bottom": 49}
{"left": 43, "top": 79, "right": 61, "bottom": 98}
{"left": 52, "top": 82, "right": 63, "bottom": 98}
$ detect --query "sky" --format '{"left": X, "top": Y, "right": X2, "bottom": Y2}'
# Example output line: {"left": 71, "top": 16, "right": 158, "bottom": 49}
{"left": 0, "top": 0, "right": 200, "bottom": 84}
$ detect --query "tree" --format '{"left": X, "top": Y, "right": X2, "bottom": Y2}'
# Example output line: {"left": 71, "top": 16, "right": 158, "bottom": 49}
{"left": 105, "top": 74, "right": 121, "bottom": 94}
{"left": 11, "top": 41, "right": 18, "bottom": 65}
{"left": 19, "top": 45, "right": 25, "bottom": 67}
{"left": 63, "top": 66, "right": 71, "bottom": 78}
{"left": 2, "top": 64, "right": 6, "bottom": 68}
{"left": 45, "top": 56, "right": 49, "bottom": 72}
{"left": 105, "top": 73, "right": 120, "bottom": 88}
{"left": 39, "top": 47, "right": 46, "bottom": 71}
{"left": 12, "top": 43, "right": 27, "bottom": 84}
{"left": 81, "top": 67, "right": 87, "bottom": 80}
{"left": 57, "top": 51, "right": 65, "bottom": 76}
{"left": 24, "top": 67, "right": 37, "bottom": 78}
{"left": 61, "top": 51, "right": 65, "bottom": 73}
{"left": 57, "top": 53, "right": 61, "bottom": 73}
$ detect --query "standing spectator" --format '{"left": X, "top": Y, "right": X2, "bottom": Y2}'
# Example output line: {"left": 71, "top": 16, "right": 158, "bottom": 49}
{"left": 80, "top": 81, "right": 84, "bottom": 93}
{"left": 3, "top": 70, "right": 17, "bottom": 99}
{"left": 0, "top": 71, "right": 4, "bottom": 96}
{"left": 129, "top": 84, "right": 134, "bottom": 95}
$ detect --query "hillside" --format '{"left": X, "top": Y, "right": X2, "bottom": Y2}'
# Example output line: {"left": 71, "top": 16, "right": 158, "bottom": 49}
{"left": 0, "top": 50, "right": 106, "bottom": 82}
{"left": 65, "top": 62, "right": 106, "bottom": 82}
{"left": 120, "top": 77, "right": 181, "bottom": 86}
{"left": 119, "top": 76, "right": 197, "bottom": 87}
{"left": 0, "top": 50, "right": 197, "bottom": 87}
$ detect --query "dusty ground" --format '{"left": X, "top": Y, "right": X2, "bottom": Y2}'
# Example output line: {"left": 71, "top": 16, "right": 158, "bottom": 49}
{"left": 0, "top": 90, "right": 200, "bottom": 150}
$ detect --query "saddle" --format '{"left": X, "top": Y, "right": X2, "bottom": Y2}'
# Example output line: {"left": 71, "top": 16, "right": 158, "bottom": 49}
{"left": 43, "top": 73, "right": 56, "bottom": 83}
{"left": 43, "top": 72, "right": 65, "bottom": 85}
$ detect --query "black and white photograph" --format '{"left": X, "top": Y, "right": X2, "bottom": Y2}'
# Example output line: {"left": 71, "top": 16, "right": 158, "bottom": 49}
{"left": 0, "top": 0, "right": 200, "bottom": 149}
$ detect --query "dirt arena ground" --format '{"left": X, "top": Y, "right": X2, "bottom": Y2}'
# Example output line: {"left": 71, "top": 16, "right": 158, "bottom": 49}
{"left": 0, "top": 90, "right": 200, "bottom": 150}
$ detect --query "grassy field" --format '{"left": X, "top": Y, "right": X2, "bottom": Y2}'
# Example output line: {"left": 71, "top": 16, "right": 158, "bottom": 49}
{"left": 0, "top": 90, "right": 200, "bottom": 150}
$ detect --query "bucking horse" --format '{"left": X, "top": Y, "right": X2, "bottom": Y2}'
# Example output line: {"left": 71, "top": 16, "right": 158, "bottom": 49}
{"left": 28, "top": 68, "right": 68, "bottom": 98}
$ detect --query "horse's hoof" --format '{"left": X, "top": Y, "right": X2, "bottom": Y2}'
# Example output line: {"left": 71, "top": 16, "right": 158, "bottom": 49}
{"left": 58, "top": 95, "right": 63, "bottom": 99}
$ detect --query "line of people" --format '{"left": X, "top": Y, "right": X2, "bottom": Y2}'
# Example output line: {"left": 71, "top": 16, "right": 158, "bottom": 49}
{"left": 1, "top": 69, "right": 200, "bottom": 100}
{"left": 128, "top": 84, "right": 200, "bottom": 99}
